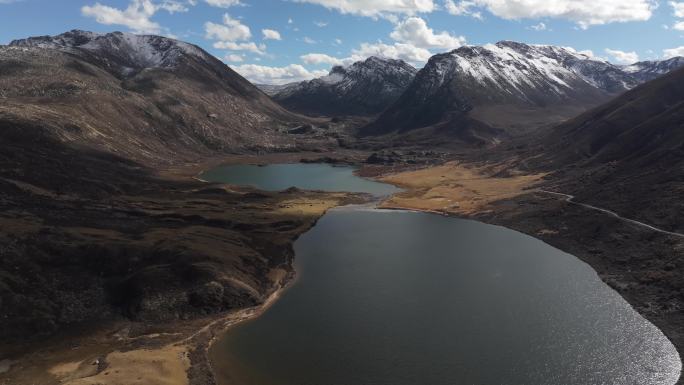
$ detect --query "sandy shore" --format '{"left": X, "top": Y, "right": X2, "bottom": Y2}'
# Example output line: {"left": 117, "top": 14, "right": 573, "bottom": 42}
{"left": 3, "top": 156, "right": 681, "bottom": 385}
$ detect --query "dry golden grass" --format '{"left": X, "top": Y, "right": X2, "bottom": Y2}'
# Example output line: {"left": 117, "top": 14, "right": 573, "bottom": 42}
{"left": 54, "top": 345, "right": 190, "bottom": 385}
{"left": 379, "top": 161, "right": 545, "bottom": 215}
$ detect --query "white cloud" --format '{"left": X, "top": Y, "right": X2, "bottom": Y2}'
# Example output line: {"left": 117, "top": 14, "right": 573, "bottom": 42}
{"left": 389, "top": 17, "right": 465, "bottom": 50}
{"left": 303, "top": 36, "right": 317, "bottom": 44}
{"left": 204, "top": 0, "right": 242, "bottom": 7}
{"left": 204, "top": 13, "right": 251, "bottom": 41}
{"left": 670, "top": 1, "right": 684, "bottom": 17}
{"left": 233, "top": 63, "right": 328, "bottom": 84}
{"left": 205, "top": 13, "right": 267, "bottom": 54}
{"left": 225, "top": 53, "right": 244, "bottom": 62}
{"left": 663, "top": 46, "right": 684, "bottom": 58}
{"left": 529, "top": 22, "right": 548, "bottom": 31}
{"left": 446, "top": 0, "right": 656, "bottom": 29}
{"left": 157, "top": 0, "right": 191, "bottom": 13}
{"left": 294, "top": 0, "right": 435, "bottom": 18}
{"left": 334, "top": 38, "right": 343, "bottom": 45}
{"left": 605, "top": 48, "right": 639, "bottom": 64}
{"left": 669, "top": 2, "right": 684, "bottom": 30}
{"left": 82, "top": 0, "right": 162, "bottom": 34}
{"left": 301, "top": 53, "right": 345, "bottom": 65}
{"left": 288, "top": 17, "right": 293, "bottom": 24}
{"left": 559, "top": 46, "right": 606, "bottom": 61}
{"left": 314, "top": 21, "right": 329, "bottom": 27}
{"left": 262, "top": 28, "right": 282, "bottom": 40}
{"left": 299, "top": 17, "right": 465, "bottom": 67}
{"left": 444, "top": 0, "right": 482, "bottom": 19}
{"left": 577, "top": 49, "right": 597, "bottom": 58}
{"left": 351, "top": 42, "right": 432, "bottom": 64}
{"left": 214, "top": 41, "right": 266, "bottom": 54}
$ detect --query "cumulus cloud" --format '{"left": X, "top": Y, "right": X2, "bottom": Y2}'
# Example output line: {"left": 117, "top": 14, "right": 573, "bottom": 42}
{"left": 301, "top": 53, "right": 346, "bottom": 65}
{"left": 670, "top": 2, "right": 684, "bottom": 30}
{"left": 390, "top": 16, "right": 465, "bottom": 50}
{"left": 205, "top": 13, "right": 268, "bottom": 55}
{"left": 298, "top": 17, "right": 463, "bottom": 68}
{"left": 293, "top": 0, "right": 435, "bottom": 18}
{"left": 444, "top": 0, "right": 482, "bottom": 19}
{"left": 262, "top": 29, "right": 282, "bottom": 40}
{"left": 351, "top": 42, "right": 432, "bottom": 64}
{"left": 233, "top": 64, "right": 328, "bottom": 84}
{"left": 671, "top": 1, "right": 684, "bottom": 17}
{"left": 204, "top": 0, "right": 242, "bottom": 7}
{"left": 605, "top": 48, "right": 639, "bottom": 64}
{"left": 204, "top": 13, "right": 251, "bottom": 41}
{"left": 529, "top": 22, "right": 548, "bottom": 31}
{"left": 663, "top": 46, "right": 684, "bottom": 58}
{"left": 214, "top": 41, "right": 266, "bottom": 54}
{"left": 82, "top": 0, "right": 162, "bottom": 34}
{"left": 445, "top": 0, "right": 656, "bottom": 28}
{"left": 301, "top": 40, "right": 432, "bottom": 68}
{"left": 225, "top": 53, "right": 244, "bottom": 62}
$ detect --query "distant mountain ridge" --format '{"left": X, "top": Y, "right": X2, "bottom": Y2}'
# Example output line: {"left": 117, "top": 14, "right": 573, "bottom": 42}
{"left": 623, "top": 57, "right": 684, "bottom": 82}
{"left": 9, "top": 30, "right": 210, "bottom": 78}
{"left": 1, "top": 30, "right": 312, "bottom": 163}
{"left": 362, "top": 41, "right": 684, "bottom": 140}
{"left": 268, "top": 56, "right": 417, "bottom": 116}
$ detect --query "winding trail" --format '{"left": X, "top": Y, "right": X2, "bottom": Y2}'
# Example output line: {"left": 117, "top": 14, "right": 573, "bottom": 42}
{"left": 539, "top": 190, "right": 684, "bottom": 239}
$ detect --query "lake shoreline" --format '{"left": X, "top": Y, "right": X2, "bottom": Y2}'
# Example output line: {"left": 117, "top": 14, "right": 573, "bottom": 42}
{"left": 0, "top": 153, "right": 366, "bottom": 385}
{"left": 368, "top": 161, "right": 684, "bottom": 385}
{"left": 4, "top": 154, "right": 680, "bottom": 385}
{"left": 204, "top": 159, "right": 681, "bottom": 385}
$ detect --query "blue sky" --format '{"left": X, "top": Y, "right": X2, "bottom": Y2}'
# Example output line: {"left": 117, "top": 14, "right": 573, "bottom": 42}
{"left": 1, "top": 0, "right": 684, "bottom": 84}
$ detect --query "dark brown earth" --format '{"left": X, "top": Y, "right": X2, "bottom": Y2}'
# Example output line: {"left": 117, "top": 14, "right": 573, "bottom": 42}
{"left": 1, "top": 30, "right": 683, "bottom": 385}
{"left": 0, "top": 117, "right": 362, "bottom": 385}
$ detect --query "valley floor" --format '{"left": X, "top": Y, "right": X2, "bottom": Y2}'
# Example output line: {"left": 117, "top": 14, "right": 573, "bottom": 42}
{"left": 0, "top": 153, "right": 363, "bottom": 385}
{"left": 1, "top": 152, "right": 682, "bottom": 385}
{"left": 364, "top": 160, "right": 684, "bottom": 385}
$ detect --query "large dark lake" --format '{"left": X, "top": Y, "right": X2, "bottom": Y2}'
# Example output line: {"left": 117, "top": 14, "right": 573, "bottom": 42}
{"left": 206, "top": 163, "right": 681, "bottom": 385}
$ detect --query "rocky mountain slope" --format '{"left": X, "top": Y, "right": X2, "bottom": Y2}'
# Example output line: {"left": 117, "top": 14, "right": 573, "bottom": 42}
{"left": 526, "top": 66, "right": 684, "bottom": 232}
{"left": 623, "top": 56, "right": 684, "bottom": 82}
{"left": 0, "top": 30, "right": 343, "bottom": 348}
{"left": 270, "top": 56, "right": 417, "bottom": 117}
{"left": 362, "top": 41, "right": 682, "bottom": 141}
{"left": 1, "top": 30, "right": 320, "bottom": 164}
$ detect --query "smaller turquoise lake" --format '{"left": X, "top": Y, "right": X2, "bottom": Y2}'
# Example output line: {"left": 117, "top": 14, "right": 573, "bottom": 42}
{"left": 199, "top": 163, "right": 400, "bottom": 196}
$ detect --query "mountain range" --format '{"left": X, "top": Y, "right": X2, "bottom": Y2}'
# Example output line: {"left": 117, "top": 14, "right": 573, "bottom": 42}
{"left": 264, "top": 56, "right": 417, "bottom": 117}
{"left": 2, "top": 29, "right": 684, "bottom": 384}
{"left": 2, "top": 29, "right": 314, "bottom": 165}
{"left": 362, "top": 41, "right": 684, "bottom": 141}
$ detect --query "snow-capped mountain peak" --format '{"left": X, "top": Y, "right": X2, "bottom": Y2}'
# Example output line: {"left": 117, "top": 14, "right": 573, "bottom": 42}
{"left": 9, "top": 30, "right": 209, "bottom": 76}
{"left": 364, "top": 40, "right": 684, "bottom": 138}
{"left": 436, "top": 41, "right": 638, "bottom": 104}
{"left": 622, "top": 56, "right": 684, "bottom": 82}
{"left": 269, "top": 56, "right": 417, "bottom": 116}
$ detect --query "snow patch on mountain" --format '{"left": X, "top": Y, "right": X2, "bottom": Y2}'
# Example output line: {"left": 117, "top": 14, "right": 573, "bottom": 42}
{"left": 270, "top": 56, "right": 418, "bottom": 116}
{"left": 9, "top": 30, "right": 209, "bottom": 74}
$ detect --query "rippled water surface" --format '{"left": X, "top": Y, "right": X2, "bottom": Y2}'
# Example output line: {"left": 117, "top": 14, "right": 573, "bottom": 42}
{"left": 206, "top": 164, "right": 681, "bottom": 385}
